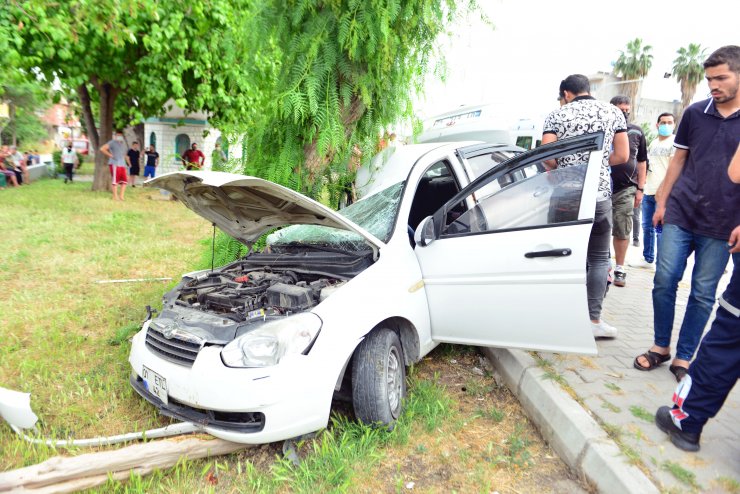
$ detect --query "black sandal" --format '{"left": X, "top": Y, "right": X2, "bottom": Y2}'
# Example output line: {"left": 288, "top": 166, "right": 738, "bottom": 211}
{"left": 634, "top": 351, "right": 671, "bottom": 371}
{"left": 669, "top": 365, "right": 689, "bottom": 382}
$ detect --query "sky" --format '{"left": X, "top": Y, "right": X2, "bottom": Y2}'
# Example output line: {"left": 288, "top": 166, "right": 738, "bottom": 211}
{"left": 416, "top": 0, "right": 739, "bottom": 124}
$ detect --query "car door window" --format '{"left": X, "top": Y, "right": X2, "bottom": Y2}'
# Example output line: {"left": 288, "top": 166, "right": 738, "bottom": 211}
{"left": 442, "top": 141, "right": 598, "bottom": 236}
{"left": 407, "top": 160, "right": 463, "bottom": 231}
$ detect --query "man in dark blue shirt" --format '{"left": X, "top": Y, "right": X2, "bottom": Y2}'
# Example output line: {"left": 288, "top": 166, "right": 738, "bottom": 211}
{"left": 634, "top": 45, "right": 740, "bottom": 380}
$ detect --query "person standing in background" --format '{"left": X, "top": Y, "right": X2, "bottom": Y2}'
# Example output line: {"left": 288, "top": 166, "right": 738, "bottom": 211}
{"left": 143, "top": 144, "right": 159, "bottom": 179}
{"left": 61, "top": 141, "right": 79, "bottom": 184}
{"left": 100, "top": 130, "right": 128, "bottom": 201}
{"left": 631, "top": 113, "right": 676, "bottom": 269}
{"left": 608, "top": 95, "right": 648, "bottom": 288}
{"left": 126, "top": 141, "right": 141, "bottom": 188}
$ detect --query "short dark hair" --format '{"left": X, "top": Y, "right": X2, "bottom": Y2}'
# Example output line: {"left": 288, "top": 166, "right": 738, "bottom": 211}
{"left": 703, "top": 45, "right": 740, "bottom": 72}
{"left": 656, "top": 112, "right": 675, "bottom": 123}
{"left": 610, "top": 95, "right": 631, "bottom": 106}
{"left": 132, "top": 141, "right": 138, "bottom": 145}
{"left": 559, "top": 74, "right": 591, "bottom": 98}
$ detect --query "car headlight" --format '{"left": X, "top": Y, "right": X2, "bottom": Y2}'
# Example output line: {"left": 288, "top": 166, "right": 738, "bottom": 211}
{"left": 221, "top": 312, "right": 322, "bottom": 368}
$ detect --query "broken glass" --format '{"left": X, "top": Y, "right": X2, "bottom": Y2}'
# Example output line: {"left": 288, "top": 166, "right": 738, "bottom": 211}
{"left": 267, "top": 182, "right": 404, "bottom": 250}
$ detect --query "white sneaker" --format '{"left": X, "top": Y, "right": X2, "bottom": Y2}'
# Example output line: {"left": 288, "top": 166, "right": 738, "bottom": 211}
{"left": 591, "top": 320, "right": 618, "bottom": 338}
{"left": 628, "top": 258, "right": 655, "bottom": 269}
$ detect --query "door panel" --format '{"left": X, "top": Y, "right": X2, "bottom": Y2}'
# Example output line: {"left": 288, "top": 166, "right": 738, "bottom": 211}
{"left": 415, "top": 133, "right": 605, "bottom": 354}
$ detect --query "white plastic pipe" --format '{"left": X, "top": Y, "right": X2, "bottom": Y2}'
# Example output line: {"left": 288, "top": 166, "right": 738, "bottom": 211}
{"left": 0, "top": 386, "right": 204, "bottom": 448}
{"left": 9, "top": 422, "right": 203, "bottom": 448}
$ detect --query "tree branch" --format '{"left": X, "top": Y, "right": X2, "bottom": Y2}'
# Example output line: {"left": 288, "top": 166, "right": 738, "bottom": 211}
{"left": 76, "top": 83, "right": 99, "bottom": 150}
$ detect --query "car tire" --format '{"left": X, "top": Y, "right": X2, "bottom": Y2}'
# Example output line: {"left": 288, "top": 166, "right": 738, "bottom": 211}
{"left": 352, "top": 328, "right": 406, "bottom": 429}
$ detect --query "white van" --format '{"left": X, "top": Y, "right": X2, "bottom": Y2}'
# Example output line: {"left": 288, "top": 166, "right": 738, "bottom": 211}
{"left": 417, "top": 103, "right": 542, "bottom": 150}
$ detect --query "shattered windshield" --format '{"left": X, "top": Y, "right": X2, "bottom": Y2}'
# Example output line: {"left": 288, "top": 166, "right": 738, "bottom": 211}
{"left": 266, "top": 182, "right": 404, "bottom": 251}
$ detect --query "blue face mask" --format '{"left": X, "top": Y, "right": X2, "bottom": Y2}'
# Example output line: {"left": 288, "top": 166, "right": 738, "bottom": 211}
{"left": 657, "top": 124, "right": 674, "bottom": 137}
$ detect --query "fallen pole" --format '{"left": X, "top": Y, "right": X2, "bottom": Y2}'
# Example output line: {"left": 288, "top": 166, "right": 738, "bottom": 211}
{"left": 0, "top": 436, "right": 251, "bottom": 493}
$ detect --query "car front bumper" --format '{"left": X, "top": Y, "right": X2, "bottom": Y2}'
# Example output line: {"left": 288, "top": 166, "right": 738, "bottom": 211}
{"left": 128, "top": 325, "right": 335, "bottom": 444}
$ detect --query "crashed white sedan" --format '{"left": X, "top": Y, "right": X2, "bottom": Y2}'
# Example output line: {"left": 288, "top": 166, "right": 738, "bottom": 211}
{"left": 129, "top": 133, "right": 604, "bottom": 444}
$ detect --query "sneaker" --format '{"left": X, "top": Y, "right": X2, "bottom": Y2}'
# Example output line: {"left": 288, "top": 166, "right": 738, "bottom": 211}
{"left": 655, "top": 406, "right": 700, "bottom": 452}
{"left": 633, "top": 238, "right": 640, "bottom": 247}
{"left": 591, "top": 320, "right": 618, "bottom": 338}
{"left": 613, "top": 270, "right": 626, "bottom": 287}
{"left": 629, "top": 258, "right": 655, "bottom": 270}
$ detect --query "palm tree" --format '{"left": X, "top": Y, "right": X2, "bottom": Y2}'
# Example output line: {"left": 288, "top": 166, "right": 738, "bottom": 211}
{"left": 613, "top": 38, "right": 653, "bottom": 118}
{"left": 672, "top": 43, "right": 708, "bottom": 124}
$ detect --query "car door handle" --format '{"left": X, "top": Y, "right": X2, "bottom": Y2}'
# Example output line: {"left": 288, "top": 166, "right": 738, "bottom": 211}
{"left": 524, "top": 248, "right": 572, "bottom": 258}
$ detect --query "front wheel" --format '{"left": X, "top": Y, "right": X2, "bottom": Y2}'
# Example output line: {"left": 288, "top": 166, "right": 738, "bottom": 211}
{"left": 352, "top": 328, "right": 406, "bottom": 429}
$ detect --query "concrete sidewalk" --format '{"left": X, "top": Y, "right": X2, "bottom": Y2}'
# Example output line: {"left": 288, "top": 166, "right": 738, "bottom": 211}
{"left": 487, "top": 244, "right": 738, "bottom": 493}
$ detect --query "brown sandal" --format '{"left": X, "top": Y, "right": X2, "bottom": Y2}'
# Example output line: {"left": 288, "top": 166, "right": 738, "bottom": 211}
{"left": 633, "top": 351, "right": 671, "bottom": 371}
{"left": 669, "top": 365, "right": 689, "bottom": 382}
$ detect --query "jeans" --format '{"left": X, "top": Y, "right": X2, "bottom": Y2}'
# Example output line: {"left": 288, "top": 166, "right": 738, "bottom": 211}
{"left": 632, "top": 205, "right": 640, "bottom": 242}
{"left": 653, "top": 223, "right": 733, "bottom": 361}
{"left": 587, "top": 199, "right": 612, "bottom": 321}
{"left": 641, "top": 195, "right": 660, "bottom": 263}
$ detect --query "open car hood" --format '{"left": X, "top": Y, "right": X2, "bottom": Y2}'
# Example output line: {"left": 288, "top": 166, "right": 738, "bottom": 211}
{"left": 146, "top": 171, "right": 384, "bottom": 252}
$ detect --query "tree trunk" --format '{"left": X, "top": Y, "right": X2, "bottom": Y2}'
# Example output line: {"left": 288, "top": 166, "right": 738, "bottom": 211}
{"left": 133, "top": 122, "right": 145, "bottom": 150}
{"left": 87, "top": 79, "right": 119, "bottom": 192}
{"left": 677, "top": 79, "right": 696, "bottom": 127}
{"left": 302, "top": 93, "right": 366, "bottom": 181}
{"left": 0, "top": 436, "right": 250, "bottom": 493}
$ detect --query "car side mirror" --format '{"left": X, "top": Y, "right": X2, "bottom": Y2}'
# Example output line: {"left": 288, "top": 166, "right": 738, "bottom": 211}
{"left": 414, "top": 216, "right": 436, "bottom": 247}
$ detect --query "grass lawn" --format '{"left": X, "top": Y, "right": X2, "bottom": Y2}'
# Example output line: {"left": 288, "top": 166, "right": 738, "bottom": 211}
{"left": 0, "top": 178, "right": 584, "bottom": 493}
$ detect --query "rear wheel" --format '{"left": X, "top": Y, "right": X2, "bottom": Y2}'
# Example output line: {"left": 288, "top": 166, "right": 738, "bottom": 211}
{"left": 352, "top": 328, "right": 406, "bottom": 428}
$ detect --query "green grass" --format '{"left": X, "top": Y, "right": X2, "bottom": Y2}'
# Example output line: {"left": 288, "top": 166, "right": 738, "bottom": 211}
{"left": 604, "top": 381, "right": 621, "bottom": 392}
{"left": 629, "top": 405, "right": 654, "bottom": 423}
{"left": 0, "top": 179, "right": 211, "bottom": 470}
{"left": 662, "top": 461, "right": 700, "bottom": 490}
{"left": 600, "top": 399, "right": 621, "bottom": 413}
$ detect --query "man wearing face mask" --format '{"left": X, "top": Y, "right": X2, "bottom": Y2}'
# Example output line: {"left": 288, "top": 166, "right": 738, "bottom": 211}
{"left": 100, "top": 130, "right": 128, "bottom": 201}
{"left": 630, "top": 113, "right": 675, "bottom": 269}
{"left": 608, "top": 96, "right": 648, "bottom": 288}
{"left": 61, "top": 141, "right": 79, "bottom": 184}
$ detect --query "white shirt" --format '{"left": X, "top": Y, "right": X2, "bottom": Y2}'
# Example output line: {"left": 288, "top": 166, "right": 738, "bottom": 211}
{"left": 645, "top": 135, "right": 675, "bottom": 196}
{"left": 62, "top": 148, "right": 78, "bottom": 165}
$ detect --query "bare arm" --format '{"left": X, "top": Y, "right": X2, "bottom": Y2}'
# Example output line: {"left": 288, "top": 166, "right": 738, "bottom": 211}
{"left": 540, "top": 133, "right": 557, "bottom": 169}
{"left": 608, "top": 132, "right": 629, "bottom": 165}
{"left": 634, "top": 160, "right": 647, "bottom": 207}
{"left": 653, "top": 148, "right": 688, "bottom": 226}
{"left": 100, "top": 143, "right": 112, "bottom": 159}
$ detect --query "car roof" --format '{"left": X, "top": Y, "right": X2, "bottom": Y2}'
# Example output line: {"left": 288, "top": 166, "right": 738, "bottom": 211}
{"left": 355, "top": 142, "right": 522, "bottom": 199}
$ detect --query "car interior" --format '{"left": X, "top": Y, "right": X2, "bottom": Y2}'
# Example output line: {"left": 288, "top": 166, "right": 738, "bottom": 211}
{"left": 407, "top": 160, "right": 464, "bottom": 237}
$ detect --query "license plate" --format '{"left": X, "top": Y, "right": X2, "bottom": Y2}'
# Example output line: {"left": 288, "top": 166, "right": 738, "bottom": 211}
{"left": 142, "top": 366, "right": 168, "bottom": 405}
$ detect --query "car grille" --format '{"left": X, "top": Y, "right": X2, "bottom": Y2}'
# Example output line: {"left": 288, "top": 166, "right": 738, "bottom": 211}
{"left": 145, "top": 325, "right": 202, "bottom": 367}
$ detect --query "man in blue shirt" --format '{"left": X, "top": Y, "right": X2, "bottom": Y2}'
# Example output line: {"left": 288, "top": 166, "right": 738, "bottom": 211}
{"left": 634, "top": 46, "right": 740, "bottom": 380}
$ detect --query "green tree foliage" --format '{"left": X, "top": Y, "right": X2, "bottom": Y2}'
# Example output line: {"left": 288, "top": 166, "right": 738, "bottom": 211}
{"left": 211, "top": 0, "right": 482, "bottom": 266}
{"left": 672, "top": 43, "right": 707, "bottom": 123}
{"left": 0, "top": 79, "right": 50, "bottom": 147}
{"left": 240, "top": 0, "right": 480, "bottom": 198}
{"left": 2, "top": 0, "right": 254, "bottom": 191}
{"left": 614, "top": 38, "right": 653, "bottom": 115}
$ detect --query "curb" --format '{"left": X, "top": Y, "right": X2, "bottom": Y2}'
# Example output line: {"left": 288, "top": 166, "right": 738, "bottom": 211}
{"left": 482, "top": 347, "right": 659, "bottom": 494}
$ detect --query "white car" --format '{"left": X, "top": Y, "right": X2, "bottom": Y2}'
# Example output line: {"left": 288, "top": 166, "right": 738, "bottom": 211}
{"left": 128, "top": 133, "right": 604, "bottom": 444}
